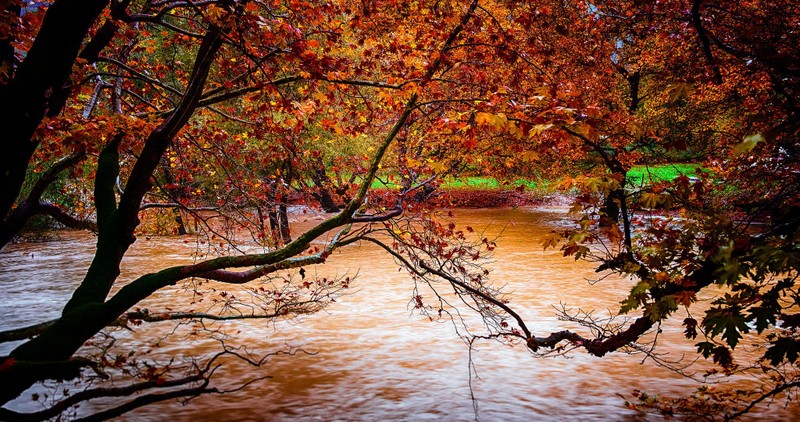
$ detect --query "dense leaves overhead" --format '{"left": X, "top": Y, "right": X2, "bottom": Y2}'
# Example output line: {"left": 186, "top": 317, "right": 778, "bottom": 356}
{"left": 0, "top": 0, "right": 798, "bottom": 419}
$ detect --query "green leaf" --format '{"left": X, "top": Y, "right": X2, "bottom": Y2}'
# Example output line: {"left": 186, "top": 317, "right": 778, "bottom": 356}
{"left": 696, "top": 341, "right": 715, "bottom": 358}
{"left": 748, "top": 305, "right": 777, "bottom": 334}
{"left": 712, "top": 244, "right": 746, "bottom": 285}
{"left": 659, "top": 295, "right": 679, "bottom": 314}
{"left": 703, "top": 306, "right": 750, "bottom": 349}
{"left": 644, "top": 302, "right": 663, "bottom": 322}
{"left": 620, "top": 280, "right": 651, "bottom": 314}
{"left": 764, "top": 337, "right": 800, "bottom": 366}
{"left": 620, "top": 296, "right": 641, "bottom": 314}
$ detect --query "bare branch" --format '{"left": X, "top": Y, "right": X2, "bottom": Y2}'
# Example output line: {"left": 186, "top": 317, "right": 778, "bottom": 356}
{"left": 418, "top": 261, "right": 532, "bottom": 340}
{"left": 122, "top": 310, "right": 284, "bottom": 323}
{"left": 0, "top": 374, "right": 205, "bottom": 422}
{"left": 71, "top": 382, "right": 216, "bottom": 422}
{"left": 726, "top": 381, "right": 800, "bottom": 420}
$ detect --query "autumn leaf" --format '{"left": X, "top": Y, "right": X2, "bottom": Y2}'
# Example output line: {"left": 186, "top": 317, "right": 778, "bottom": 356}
{"left": 664, "top": 82, "right": 694, "bottom": 103}
{"left": 541, "top": 232, "right": 561, "bottom": 250}
{"left": 674, "top": 290, "right": 696, "bottom": 307}
{"left": 683, "top": 318, "right": 698, "bottom": 339}
{"left": 475, "top": 112, "right": 509, "bottom": 131}
{"left": 732, "top": 133, "right": 764, "bottom": 156}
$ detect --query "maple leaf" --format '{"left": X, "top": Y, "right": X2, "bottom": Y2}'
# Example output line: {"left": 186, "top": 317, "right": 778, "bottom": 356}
{"left": 674, "top": 290, "right": 696, "bottom": 307}
{"left": 732, "top": 133, "right": 764, "bottom": 156}
{"left": 764, "top": 337, "right": 800, "bottom": 366}
{"left": 703, "top": 306, "right": 750, "bottom": 349}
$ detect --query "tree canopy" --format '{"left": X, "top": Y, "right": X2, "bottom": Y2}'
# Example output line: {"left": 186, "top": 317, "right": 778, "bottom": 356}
{"left": 0, "top": 0, "right": 798, "bottom": 419}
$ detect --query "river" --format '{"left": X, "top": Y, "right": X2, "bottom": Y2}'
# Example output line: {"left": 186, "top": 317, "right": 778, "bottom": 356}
{"left": 0, "top": 207, "right": 794, "bottom": 420}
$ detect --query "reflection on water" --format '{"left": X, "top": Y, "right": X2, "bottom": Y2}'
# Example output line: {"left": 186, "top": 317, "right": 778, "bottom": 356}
{"left": 0, "top": 208, "right": 793, "bottom": 420}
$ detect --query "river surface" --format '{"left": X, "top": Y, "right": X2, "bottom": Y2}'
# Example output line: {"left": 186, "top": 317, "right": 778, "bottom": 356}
{"left": 0, "top": 207, "right": 795, "bottom": 420}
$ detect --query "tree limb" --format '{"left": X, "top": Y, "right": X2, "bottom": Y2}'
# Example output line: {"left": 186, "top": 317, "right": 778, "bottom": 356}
{"left": 196, "top": 225, "right": 351, "bottom": 284}
{"left": 0, "top": 0, "right": 109, "bottom": 220}
{"left": 0, "top": 374, "right": 205, "bottom": 422}
{"left": 0, "top": 321, "right": 57, "bottom": 343}
{"left": 61, "top": 25, "right": 226, "bottom": 314}
{"left": 72, "top": 382, "right": 216, "bottom": 422}
{"left": 0, "top": 152, "right": 88, "bottom": 249}
{"left": 31, "top": 203, "right": 98, "bottom": 232}
{"left": 95, "top": 134, "right": 122, "bottom": 230}
{"left": 725, "top": 381, "right": 800, "bottom": 420}
{"left": 691, "top": 0, "right": 723, "bottom": 84}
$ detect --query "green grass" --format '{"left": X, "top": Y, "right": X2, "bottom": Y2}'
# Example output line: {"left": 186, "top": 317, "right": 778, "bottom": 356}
{"left": 368, "top": 163, "right": 701, "bottom": 190}
{"left": 626, "top": 163, "right": 701, "bottom": 186}
{"left": 370, "top": 176, "right": 543, "bottom": 190}
{"left": 440, "top": 177, "right": 544, "bottom": 189}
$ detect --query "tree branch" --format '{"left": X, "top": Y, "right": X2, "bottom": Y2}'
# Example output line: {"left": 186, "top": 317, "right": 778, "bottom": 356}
{"left": 0, "top": 0, "right": 109, "bottom": 220}
{"left": 196, "top": 226, "right": 351, "bottom": 284}
{"left": 31, "top": 203, "right": 98, "bottom": 232}
{"left": 418, "top": 261, "right": 532, "bottom": 340}
{"left": 691, "top": 0, "right": 723, "bottom": 84}
{"left": 99, "top": 0, "right": 484, "bottom": 325}
{"left": 72, "top": 382, "right": 216, "bottom": 422}
{"left": 0, "top": 374, "right": 205, "bottom": 422}
{"left": 61, "top": 24, "right": 226, "bottom": 314}
{"left": 726, "top": 381, "right": 800, "bottom": 420}
{"left": 0, "top": 152, "right": 88, "bottom": 249}
{"left": 95, "top": 134, "right": 122, "bottom": 230}
{"left": 0, "top": 321, "right": 57, "bottom": 343}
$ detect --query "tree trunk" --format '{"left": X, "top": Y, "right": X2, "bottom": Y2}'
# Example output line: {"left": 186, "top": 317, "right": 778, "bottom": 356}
{"left": 161, "top": 163, "right": 188, "bottom": 235}
{"left": 312, "top": 164, "right": 339, "bottom": 212}
{"left": 278, "top": 202, "right": 291, "bottom": 244}
{"left": 0, "top": 0, "right": 109, "bottom": 221}
{"left": 599, "top": 189, "right": 621, "bottom": 226}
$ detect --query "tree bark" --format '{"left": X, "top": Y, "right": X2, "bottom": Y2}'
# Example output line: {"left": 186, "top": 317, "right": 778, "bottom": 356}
{"left": 312, "top": 165, "right": 340, "bottom": 213}
{"left": 62, "top": 26, "right": 224, "bottom": 313}
{"left": 0, "top": 0, "right": 109, "bottom": 222}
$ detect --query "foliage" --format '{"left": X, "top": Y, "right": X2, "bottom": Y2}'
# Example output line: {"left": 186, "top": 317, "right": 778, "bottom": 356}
{"left": 0, "top": 0, "right": 798, "bottom": 419}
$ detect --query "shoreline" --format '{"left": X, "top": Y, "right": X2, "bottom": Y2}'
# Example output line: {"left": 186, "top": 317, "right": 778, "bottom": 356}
{"left": 415, "top": 188, "right": 573, "bottom": 209}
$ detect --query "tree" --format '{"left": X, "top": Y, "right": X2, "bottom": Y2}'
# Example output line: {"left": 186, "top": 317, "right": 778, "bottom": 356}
{"left": 1, "top": 0, "right": 798, "bottom": 419}
{"left": 0, "top": 0, "right": 486, "bottom": 418}
{"left": 399, "top": 0, "right": 799, "bottom": 417}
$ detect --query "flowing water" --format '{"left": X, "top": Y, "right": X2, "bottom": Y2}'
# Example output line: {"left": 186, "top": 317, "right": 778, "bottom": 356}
{"left": 0, "top": 207, "right": 795, "bottom": 420}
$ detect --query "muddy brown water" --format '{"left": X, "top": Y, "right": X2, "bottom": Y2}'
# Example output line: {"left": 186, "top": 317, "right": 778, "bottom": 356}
{"left": 0, "top": 207, "right": 795, "bottom": 420}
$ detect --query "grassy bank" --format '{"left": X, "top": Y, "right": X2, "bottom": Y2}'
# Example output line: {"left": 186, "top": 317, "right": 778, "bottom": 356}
{"left": 365, "top": 163, "right": 701, "bottom": 208}
{"left": 371, "top": 163, "right": 700, "bottom": 191}
{"left": 626, "top": 163, "right": 700, "bottom": 186}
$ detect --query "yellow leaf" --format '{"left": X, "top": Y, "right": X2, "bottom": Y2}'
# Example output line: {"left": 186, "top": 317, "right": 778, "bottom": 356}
{"left": 664, "top": 82, "right": 694, "bottom": 103}
{"left": 475, "top": 112, "right": 508, "bottom": 131}
{"left": 640, "top": 192, "right": 661, "bottom": 209}
{"left": 529, "top": 124, "right": 553, "bottom": 138}
{"left": 733, "top": 133, "right": 764, "bottom": 156}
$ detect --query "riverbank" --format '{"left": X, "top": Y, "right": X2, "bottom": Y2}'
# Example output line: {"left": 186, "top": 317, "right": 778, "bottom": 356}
{"left": 366, "top": 163, "right": 698, "bottom": 209}
{"left": 409, "top": 188, "right": 572, "bottom": 208}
